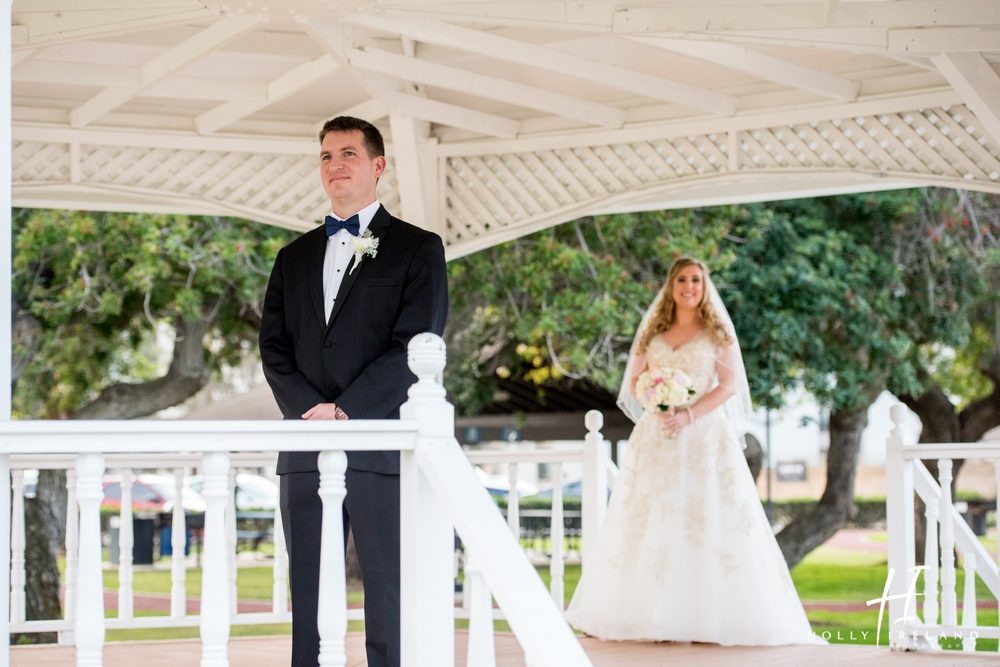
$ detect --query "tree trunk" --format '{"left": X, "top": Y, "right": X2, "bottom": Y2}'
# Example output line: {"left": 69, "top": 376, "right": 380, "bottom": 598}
{"left": 11, "top": 498, "right": 62, "bottom": 645}
{"left": 18, "top": 316, "right": 215, "bottom": 639}
{"left": 72, "top": 318, "right": 211, "bottom": 419}
{"left": 775, "top": 404, "right": 868, "bottom": 568}
{"left": 12, "top": 302, "right": 41, "bottom": 388}
{"left": 742, "top": 432, "right": 764, "bottom": 482}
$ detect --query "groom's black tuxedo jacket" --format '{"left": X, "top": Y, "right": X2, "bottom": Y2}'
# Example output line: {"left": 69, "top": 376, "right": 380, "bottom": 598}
{"left": 259, "top": 204, "right": 448, "bottom": 475}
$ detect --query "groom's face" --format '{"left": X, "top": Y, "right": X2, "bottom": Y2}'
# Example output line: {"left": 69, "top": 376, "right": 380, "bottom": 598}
{"left": 320, "top": 129, "right": 386, "bottom": 210}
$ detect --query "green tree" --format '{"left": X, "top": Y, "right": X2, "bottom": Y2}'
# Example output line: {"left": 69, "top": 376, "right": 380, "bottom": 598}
{"left": 446, "top": 190, "right": 998, "bottom": 568}
{"left": 894, "top": 190, "right": 1000, "bottom": 447}
{"left": 12, "top": 208, "right": 294, "bottom": 637}
{"left": 446, "top": 207, "right": 737, "bottom": 416}
{"left": 720, "top": 192, "right": 988, "bottom": 566}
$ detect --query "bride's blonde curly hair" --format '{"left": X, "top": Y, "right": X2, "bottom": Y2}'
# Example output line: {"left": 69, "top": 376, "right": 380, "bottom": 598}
{"left": 639, "top": 257, "right": 735, "bottom": 353}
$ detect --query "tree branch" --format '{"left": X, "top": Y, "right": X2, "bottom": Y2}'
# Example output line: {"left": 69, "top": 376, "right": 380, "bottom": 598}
{"left": 71, "top": 317, "right": 212, "bottom": 419}
{"left": 959, "top": 368, "right": 1000, "bottom": 443}
{"left": 898, "top": 370, "right": 961, "bottom": 444}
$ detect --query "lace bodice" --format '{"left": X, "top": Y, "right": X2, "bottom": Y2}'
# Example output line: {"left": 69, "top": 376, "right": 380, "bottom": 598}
{"left": 645, "top": 332, "right": 717, "bottom": 401}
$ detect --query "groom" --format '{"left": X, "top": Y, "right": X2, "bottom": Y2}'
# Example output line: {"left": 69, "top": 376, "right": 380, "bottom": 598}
{"left": 259, "top": 115, "right": 449, "bottom": 667}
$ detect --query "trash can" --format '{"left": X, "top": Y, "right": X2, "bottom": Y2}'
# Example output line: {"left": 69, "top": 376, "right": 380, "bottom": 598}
{"left": 109, "top": 515, "right": 155, "bottom": 565}
{"left": 159, "top": 523, "right": 192, "bottom": 558}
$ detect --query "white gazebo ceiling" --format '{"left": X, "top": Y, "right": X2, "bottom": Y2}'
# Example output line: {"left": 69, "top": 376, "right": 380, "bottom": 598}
{"left": 11, "top": 0, "right": 1000, "bottom": 258}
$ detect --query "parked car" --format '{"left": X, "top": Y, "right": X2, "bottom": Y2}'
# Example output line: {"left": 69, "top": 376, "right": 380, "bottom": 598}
{"left": 101, "top": 473, "right": 206, "bottom": 514}
{"left": 474, "top": 466, "right": 538, "bottom": 499}
{"left": 532, "top": 479, "right": 583, "bottom": 499}
{"left": 187, "top": 472, "right": 278, "bottom": 511}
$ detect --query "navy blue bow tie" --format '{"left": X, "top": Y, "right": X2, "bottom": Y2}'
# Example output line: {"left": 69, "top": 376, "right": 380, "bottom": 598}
{"left": 325, "top": 214, "right": 360, "bottom": 237}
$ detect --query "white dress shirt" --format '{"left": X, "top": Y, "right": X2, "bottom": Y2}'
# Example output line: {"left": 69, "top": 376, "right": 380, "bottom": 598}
{"left": 323, "top": 199, "right": 381, "bottom": 323}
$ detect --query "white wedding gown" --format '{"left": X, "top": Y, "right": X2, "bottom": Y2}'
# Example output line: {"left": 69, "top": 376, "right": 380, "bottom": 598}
{"left": 564, "top": 333, "right": 824, "bottom": 646}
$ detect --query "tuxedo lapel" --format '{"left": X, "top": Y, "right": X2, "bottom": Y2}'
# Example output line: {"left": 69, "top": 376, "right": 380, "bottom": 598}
{"left": 305, "top": 228, "right": 327, "bottom": 328}
{"left": 325, "top": 205, "right": 394, "bottom": 331}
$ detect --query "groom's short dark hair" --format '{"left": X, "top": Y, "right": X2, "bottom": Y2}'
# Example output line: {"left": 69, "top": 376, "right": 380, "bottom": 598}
{"left": 319, "top": 116, "right": 385, "bottom": 159}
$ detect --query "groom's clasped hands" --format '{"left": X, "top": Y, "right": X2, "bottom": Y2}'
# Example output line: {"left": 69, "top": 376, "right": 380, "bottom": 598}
{"left": 301, "top": 403, "right": 350, "bottom": 420}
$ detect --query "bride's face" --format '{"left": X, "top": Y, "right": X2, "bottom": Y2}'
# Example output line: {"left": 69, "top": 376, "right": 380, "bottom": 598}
{"left": 672, "top": 264, "right": 705, "bottom": 312}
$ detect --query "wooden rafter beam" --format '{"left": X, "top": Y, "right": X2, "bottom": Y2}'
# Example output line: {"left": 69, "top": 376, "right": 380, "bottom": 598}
{"left": 889, "top": 28, "right": 1000, "bottom": 55}
{"left": 68, "top": 15, "right": 261, "bottom": 128}
{"left": 630, "top": 36, "right": 859, "bottom": 101}
{"left": 611, "top": 1, "right": 1000, "bottom": 33}
{"left": 344, "top": 13, "right": 737, "bottom": 115}
{"left": 383, "top": 91, "right": 520, "bottom": 139}
{"left": 306, "top": 17, "right": 521, "bottom": 138}
{"left": 932, "top": 52, "right": 1000, "bottom": 148}
{"left": 11, "top": 6, "right": 219, "bottom": 49}
{"left": 196, "top": 55, "right": 339, "bottom": 134}
{"left": 347, "top": 47, "right": 627, "bottom": 128}
{"left": 14, "top": 60, "right": 268, "bottom": 101}
{"left": 315, "top": 99, "right": 391, "bottom": 129}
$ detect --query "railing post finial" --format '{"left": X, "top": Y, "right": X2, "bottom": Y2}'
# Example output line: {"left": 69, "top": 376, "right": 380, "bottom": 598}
{"left": 402, "top": 333, "right": 452, "bottom": 437}
{"left": 585, "top": 409, "right": 604, "bottom": 434}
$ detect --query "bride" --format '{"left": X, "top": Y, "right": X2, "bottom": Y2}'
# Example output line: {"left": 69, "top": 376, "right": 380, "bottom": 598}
{"left": 564, "top": 257, "right": 823, "bottom": 646}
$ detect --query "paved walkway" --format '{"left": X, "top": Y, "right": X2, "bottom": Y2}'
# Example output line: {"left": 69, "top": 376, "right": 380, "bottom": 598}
{"left": 11, "top": 632, "right": 1000, "bottom": 667}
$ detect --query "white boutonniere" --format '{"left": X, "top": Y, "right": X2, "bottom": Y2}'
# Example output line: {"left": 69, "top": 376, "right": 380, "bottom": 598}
{"left": 350, "top": 229, "right": 379, "bottom": 274}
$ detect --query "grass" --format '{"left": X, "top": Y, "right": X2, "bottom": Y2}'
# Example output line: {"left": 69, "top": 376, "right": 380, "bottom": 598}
{"left": 44, "top": 531, "right": 1000, "bottom": 653}
{"left": 102, "top": 565, "right": 365, "bottom": 605}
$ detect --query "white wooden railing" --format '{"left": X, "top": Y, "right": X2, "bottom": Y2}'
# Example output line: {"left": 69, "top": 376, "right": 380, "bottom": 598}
{"left": 463, "top": 411, "right": 616, "bottom": 616}
{"left": 1, "top": 334, "right": 592, "bottom": 667}
{"left": 6, "top": 451, "right": 295, "bottom": 638}
{"left": 885, "top": 404, "right": 1000, "bottom": 653}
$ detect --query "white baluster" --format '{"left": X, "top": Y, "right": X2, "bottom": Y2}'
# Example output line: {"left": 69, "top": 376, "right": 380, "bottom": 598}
{"left": 118, "top": 469, "right": 134, "bottom": 620}
{"left": 0, "top": 454, "right": 9, "bottom": 658}
{"left": 549, "top": 462, "right": 564, "bottom": 609}
{"left": 939, "top": 459, "right": 957, "bottom": 628}
{"left": 268, "top": 464, "right": 288, "bottom": 615}
{"left": 995, "top": 458, "right": 1000, "bottom": 655}
{"left": 227, "top": 468, "right": 238, "bottom": 615}
{"left": 460, "top": 546, "right": 471, "bottom": 613}
{"left": 465, "top": 550, "right": 495, "bottom": 667}
{"left": 200, "top": 452, "right": 231, "bottom": 667}
{"left": 581, "top": 410, "right": 608, "bottom": 570}
{"left": 61, "top": 467, "right": 79, "bottom": 645}
{"left": 10, "top": 469, "right": 25, "bottom": 624}
{"left": 507, "top": 462, "right": 520, "bottom": 539}
{"left": 922, "top": 496, "right": 939, "bottom": 629}
{"left": 616, "top": 440, "right": 631, "bottom": 473}
{"left": 171, "top": 468, "right": 187, "bottom": 617}
{"left": 961, "top": 553, "right": 977, "bottom": 652}
{"left": 885, "top": 404, "right": 916, "bottom": 650}
{"left": 75, "top": 453, "right": 106, "bottom": 667}
{"left": 399, "top": 333, "right": 456, "bottom": 667}
{"left": 317, "top": 450, "right": 348, "bottom": 667}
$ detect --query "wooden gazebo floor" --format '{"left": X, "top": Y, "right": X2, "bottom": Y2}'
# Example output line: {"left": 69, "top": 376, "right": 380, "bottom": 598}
{"left": 10, "top": 633, "right": 1000, "bottom": 666}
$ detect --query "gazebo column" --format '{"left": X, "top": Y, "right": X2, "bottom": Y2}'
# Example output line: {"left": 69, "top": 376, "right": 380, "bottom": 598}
{"left": 3, "top": 0, "right": 15, "bottom": 656}
{"left": 389, "top": 112, "right": 444, "bottom": 238}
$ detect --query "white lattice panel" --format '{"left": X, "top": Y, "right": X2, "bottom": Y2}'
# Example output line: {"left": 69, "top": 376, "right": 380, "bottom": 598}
{"left": 13, "top": 142, "right": 70, "bottom": 183}
{"left": 444, "top": 104, "right": 1000, "bottom": 249}
{"left": 14, "top": 141, "right": 400, "bottom": 231}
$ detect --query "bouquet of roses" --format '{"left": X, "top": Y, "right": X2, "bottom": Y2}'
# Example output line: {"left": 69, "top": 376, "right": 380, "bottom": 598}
{"left": 635, "top": 367, "right": 696, "bottom": 414}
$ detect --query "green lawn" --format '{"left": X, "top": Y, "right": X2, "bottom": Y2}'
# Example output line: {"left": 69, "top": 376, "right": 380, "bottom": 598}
{"left": 790, "top": 545, "right": 998, "bottom": 652}
{"left": 67, "top": 535, "right": 999, "bottom": 653}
